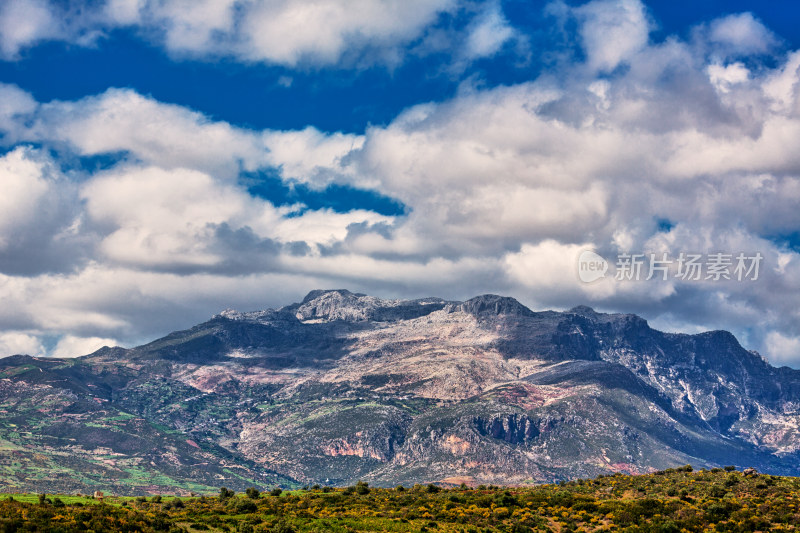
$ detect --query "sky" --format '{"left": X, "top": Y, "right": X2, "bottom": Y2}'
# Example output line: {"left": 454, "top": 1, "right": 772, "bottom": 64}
{"left": 1, "top": 0, "right": 800, "bottom": 366}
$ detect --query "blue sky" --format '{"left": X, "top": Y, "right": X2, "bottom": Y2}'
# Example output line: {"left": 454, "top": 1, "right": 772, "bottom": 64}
{"left": 1, "top": 0, "right": 800, "bottom": 366}
{"left": 4, "top": 0, "right": 798, "bottom": 135}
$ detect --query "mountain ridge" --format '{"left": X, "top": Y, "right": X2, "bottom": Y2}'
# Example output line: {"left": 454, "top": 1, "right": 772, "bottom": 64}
{"left": 0, "top": 289, "right": 799, "bottom": 494}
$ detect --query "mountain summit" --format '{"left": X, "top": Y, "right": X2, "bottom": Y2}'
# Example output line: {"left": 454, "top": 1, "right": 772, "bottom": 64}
{"left": 1, "top": 290, "right": 799, "bottom": 494}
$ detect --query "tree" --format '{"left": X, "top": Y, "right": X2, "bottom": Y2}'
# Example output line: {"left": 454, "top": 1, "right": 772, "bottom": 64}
{"left": 245, "top": 487, "right": 260, "bottom": 499}
{"left": 355, "top": 481, "right": 370, "bottom": 495}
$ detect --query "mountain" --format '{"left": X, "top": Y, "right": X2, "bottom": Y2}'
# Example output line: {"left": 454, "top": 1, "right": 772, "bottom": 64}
{"left": 1, "top": 289, "right": 799, "bottom": 495}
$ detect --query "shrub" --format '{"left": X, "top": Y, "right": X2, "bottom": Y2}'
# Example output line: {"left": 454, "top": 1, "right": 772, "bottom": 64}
{"left": 245, "top": 487, "right": 260, "bottom": 499}
{"left": 270, "top": 488, "right": 283, "bottom": 497}
{"left": 271, "top": 519, "right": 295, "bottom": 533}
{"left": 657, "top": 521, "right": 681, "bottom": 533}
{"left": 709, "top": 486, "right": 727, "bottom": 498}
{"left": 232, "top": 499, "right": 258, "bottom": 514}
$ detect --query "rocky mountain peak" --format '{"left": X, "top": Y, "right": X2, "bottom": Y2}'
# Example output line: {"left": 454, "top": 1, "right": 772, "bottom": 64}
{"left": 458, "top": 294, "right": 534, "bottom": 318}
{"left": 300, "top": 289, "right": 365, "bottom": 304}
{"left": 568, "top": 305, "right": 598, "bottom": 316}
{"left": 292, "top": 289, "right": 391, "bottom": 322}
{"left": 289, "top": 289, "right": 448, "bottom": 323}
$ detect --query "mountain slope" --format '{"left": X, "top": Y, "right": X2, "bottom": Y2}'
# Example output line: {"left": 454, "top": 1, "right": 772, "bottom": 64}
{"left": 1, "top": 289, "right": 799, "bottom": 493}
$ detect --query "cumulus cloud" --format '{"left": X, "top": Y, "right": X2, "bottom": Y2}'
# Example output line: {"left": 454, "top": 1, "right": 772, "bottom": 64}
{"left": 50, "top": 335, "right": 119, "bottom": 358}
{"left": 765, "top": 331, "right": 800, "bottom": 368}
{"left": 1, "top": 0, "right": 460, "bottom": 67}
{"left": 0, "top": 0, "right": 60, "bottom": 59}
{"left": 463, "top": 2, "right": 516, "bottom": 61}
{"left": 0, "top": 147, "right": 88, "bottom": 275}
{"left": 0, "top": 332, "right": 45, "bottom": 357}
{"left": 708, "top": 12, "right": 778, "bottom": 57}
{"left": 234, "top": 0, "right": 456, "bottom": 66}
{"left": 0, "top": 83, "right": 37, "bottom": 135}
{"left": 2, "top": 1, "right": 800, "bottom": 369}
{"left": 81, "top": 164, "right": 279, "bottom": 271}
{"left": 31, "top": 89, "right": 272, "bottom": 179}
{"left": 573, "top": 0, "right": 651, "bottom": 72}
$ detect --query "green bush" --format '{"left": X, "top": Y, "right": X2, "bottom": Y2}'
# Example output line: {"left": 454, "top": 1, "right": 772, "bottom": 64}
{"left": 271, "top": 519, "right": 295, "bottom": 533}
{"left": 232, "top": 499, "right": 258, "bottom": 514}
{"left": 355, "top": 481, "right": 370, "bottom": 495}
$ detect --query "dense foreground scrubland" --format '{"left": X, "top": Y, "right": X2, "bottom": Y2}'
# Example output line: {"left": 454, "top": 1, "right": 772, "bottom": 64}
{"left": 2, "top": 467, "right": 800, "bottom": 532}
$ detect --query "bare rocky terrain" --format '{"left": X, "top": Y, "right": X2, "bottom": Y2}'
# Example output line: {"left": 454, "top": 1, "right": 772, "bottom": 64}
{"left": 1, "top": 289, "right": 799, "bottom": 494}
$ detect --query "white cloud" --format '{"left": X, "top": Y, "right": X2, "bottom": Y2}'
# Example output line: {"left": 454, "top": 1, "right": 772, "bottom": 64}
{"left": 262, "top": 127, "right": 364, "bottom": 187}
{"left": 762, "top": 50, "right": 800, "bottom": 112}
{"left": 0, "top": 147, "right": 51, "bottom": 247}
{"left": 2, "top": 6, "right": 800, "bottom": 368}
{"left": 81, "top": 165, "right": 279, "bottom": 269}
{"left": 32, "top": 89, "right": 271, "bottom": 179}
{"left": 464, "top": 3, "right": 515, "bottom": 60}
{"left": 574, "top": 0, "right": 651, "bottom": 72}
{"left": 0, "top": 83, "right": 37, "bottom": 134}
{"left": 1, "top": 0, "right": 460, "bottom": 68}
{"left": 765, "top": 331, "right": 800, "bottom": 367}
{"left": 236, "top": 0, "right": 456, "bottom": 66}
{"left": 0, "top": 332, "right": 45, "bottom": 357}
{"left": 504, "top": 240, "right": 616, "bottom": 302}
{"left": 273, "top": 209, "right": 392, "bottom": 247}
{"left": 708, "top": 12, "right": 777, "bottom": 56}
{"left": 50, "top": 335, "right": 119, "bottom": 358}
{"left": 0, "top": 0, "right": 59, "bottom": 59}
{"left": 104, "top": 0, "right": 145, "bottom": 25}
{"left": 707, "top": 62, "right": 749, "bottom": 93}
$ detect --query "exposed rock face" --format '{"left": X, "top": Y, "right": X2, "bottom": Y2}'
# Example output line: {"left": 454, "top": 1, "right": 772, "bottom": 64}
{"left": 1, "top": 289, "right": 799, "bottom": 494}
{"left": 473, "top": 413, "right": 540, "bottom": 444}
